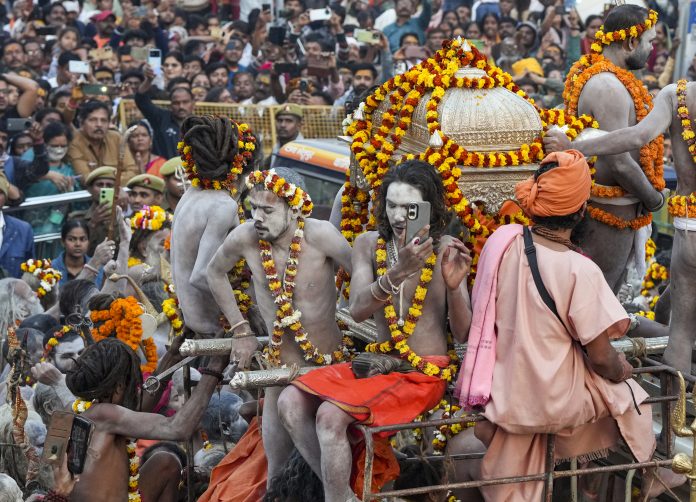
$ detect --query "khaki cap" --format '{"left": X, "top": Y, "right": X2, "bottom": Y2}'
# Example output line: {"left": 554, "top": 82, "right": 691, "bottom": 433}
{"left": 85, "top": 166, "right": 117, "bottom": 186}
{"left": 127, "top": 173, "right": 165, "bottom": 193}
{"left": 159, "top": 157, "right": 183, "bottom": 177}
{"left": 276, "top": 103, "right": 303, "bottom": 120}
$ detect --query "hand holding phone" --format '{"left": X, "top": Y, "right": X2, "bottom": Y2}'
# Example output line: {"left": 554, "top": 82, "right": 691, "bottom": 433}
{"left": 69, "top": 60, "right": 90, "bottom": 75}
{"left": 99, "top": 187, "right": 114, "bottom": 207}
{"left": 405, "top": 201, "right": 431, "bottom": 243}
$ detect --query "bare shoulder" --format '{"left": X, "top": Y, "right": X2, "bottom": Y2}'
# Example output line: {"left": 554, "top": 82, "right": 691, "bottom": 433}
{"left": 582, "top": 72, "right": 632, "bottom": 103}
{"left": 226, "top": 221, "right": 257, "bottom": 245}
{"left": 304, "top": 218, "right": 342, "bottom": 241}
{"left": 354, "top": 230, "right": 378, "bottom": 251}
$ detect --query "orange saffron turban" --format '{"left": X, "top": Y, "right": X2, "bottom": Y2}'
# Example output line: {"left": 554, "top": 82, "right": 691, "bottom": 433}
{"left": 514, "top": 150, "right": 591, "bottom": 217}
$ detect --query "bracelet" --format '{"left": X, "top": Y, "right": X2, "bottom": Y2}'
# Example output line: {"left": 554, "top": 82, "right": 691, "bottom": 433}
{"left": 384, "top": 271, "right": 402, "bottom": 294}
{"left": 370, "top": 281, "right": 390, "bottom": 302}
{"left": 377, "top": 275, "right": 392, "bottom": 296}
{"left": 83, "top": 263, "right": 98, "bottom": 274}
{"left": 231, "top": 332, "right": 255, "bottom": 339}
{"left": 228, "top": 319, "right": 249, "bottom": 333}
{"left": 198, "top": 367, "right": 224, "bottom": 381}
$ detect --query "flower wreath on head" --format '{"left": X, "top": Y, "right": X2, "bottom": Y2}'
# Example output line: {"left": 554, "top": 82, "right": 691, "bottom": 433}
{"left": 178, "top": 120, "right": 257, "bottom": 194}
{"left": 41, "top": 325, "right": 72, "bottom": 362}
{"left": 245, "top": 169, "right": 314, "bottom": 217}
{"left": 130, "top": 205, "right": 171, "bottom": 231}
{"left": 20, "top": 259, "right": 62, "bottom": 298}
{"left": 591, "top": 9, "right": 658, "bottom": 54}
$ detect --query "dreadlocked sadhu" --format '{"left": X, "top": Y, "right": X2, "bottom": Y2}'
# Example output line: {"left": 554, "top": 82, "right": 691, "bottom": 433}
{"left": 62, "top": 337, "right": 229, "bottom": 502}
{"left": 454, "top": 150, "right": 677, "bottom": 501}
{"left": 170, "top": 115, "right": 260, "bottom": 338}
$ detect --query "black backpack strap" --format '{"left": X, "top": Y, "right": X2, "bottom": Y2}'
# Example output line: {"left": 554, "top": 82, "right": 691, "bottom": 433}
{"left": 523, "top": 226, "right": 566, "bottom": 328}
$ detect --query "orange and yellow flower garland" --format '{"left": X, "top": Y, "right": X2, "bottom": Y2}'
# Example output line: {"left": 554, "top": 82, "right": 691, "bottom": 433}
{"left": 41, "top": 325, "right": 72, "bottom": 361}
{"left": 366, "top": 238, "right": 457, "bottom": 381}
{"left": 177, "top": 121, "right": 256, "bottom": 194}
{"left": 90, "top": 297, "right": 158, "bottom": 373}
{"left": 564, "top": 53, "right": 664, "bottom": 229}
{"left": 590, "top": 9, "right": 658, "bottom": 54}
{"left": 130, "top": 205, "right": 170, "bottom": 231}
{"left": 246, "top": 169, "right": 313, "bottom": 217}
{"left": 668, "top": 193, "right": 696, "bottom": 218}
{"left": 677, "top": 79, "right": 696, "bottom": 164}
{"left": 260, "top": 219, "right": 351, "bottom": 366}
{"left": 72, "top": 398, "right": 141, "bottom": 502}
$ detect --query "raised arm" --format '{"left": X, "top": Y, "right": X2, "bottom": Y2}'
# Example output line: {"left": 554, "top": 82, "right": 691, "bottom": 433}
{"left": 3, "top": 72, "right": 39, "bottom": 118}
{"left": 546, "top": 84, "right": 674, "bottom": 157}
{"left": 582, "top": 75, "right": 662, "bottom": 209}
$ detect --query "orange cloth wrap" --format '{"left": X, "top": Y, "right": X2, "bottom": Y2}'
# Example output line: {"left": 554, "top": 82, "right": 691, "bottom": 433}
{"left": 515, "top": 150, "right": 591, "bottom": 217}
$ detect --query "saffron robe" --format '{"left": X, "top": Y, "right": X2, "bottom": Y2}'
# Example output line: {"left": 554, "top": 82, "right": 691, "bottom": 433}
{"left": 478, "top": 233, "right": 654, "bottom": 501}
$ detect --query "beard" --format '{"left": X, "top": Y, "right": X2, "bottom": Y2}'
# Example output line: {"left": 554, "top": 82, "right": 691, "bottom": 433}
{"left": 625, "top": 46, "right": 651, "bottom": 70}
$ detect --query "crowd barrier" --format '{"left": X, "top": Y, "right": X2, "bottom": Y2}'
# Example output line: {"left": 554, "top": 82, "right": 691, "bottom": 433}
{"left": 117, "top": 100, "right": 347, "bottom": 156}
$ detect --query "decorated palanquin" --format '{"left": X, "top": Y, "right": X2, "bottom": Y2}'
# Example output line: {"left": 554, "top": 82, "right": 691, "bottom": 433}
{"left": 340, "top": 37, "right": 599, "bottom": 278}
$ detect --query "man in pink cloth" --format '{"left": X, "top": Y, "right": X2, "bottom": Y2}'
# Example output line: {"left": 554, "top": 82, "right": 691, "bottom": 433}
{"left": 456, "top": 150, "right": 658, "bottom": 501}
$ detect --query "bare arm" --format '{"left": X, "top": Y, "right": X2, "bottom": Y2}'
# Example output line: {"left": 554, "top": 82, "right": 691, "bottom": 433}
{"left": 206, "top": 224, "right": 249, "bottom": 329}
{"left": 191, "top": 204, "right": 239, "bottom": 290}
{"left": 3, "top": 72, "right": 39, "bottom": 118}
{"left": 570, "top": 85, "right": 674, "bottom": 157}
{"left": 92, "top": 355, "right": 228, "bottom": 440}
{"left": 582, "top": 75, "right": 662, "bottom": 208}
{"left": 440, "top": 236, "right": 472, "bottom": 342}
{"left": 312, "top": 219, "right": 352, "bottom": 274}
{"left": 584, "top": 331, "right": 632, "bottom": 382}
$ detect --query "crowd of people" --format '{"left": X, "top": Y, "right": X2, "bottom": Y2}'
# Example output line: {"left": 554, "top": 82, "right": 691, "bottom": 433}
{"left": 0, "top": 0, "right": 693, "bottom": 501}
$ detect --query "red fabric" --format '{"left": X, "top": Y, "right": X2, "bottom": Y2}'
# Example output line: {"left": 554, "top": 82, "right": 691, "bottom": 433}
{"left": 291, "top": 359, "right": 448, "bottom": 432}
{"left": 197, "top": 417, "right": 267, "bottom": 502}
{"left": 291, "top": 359, "right": 448, "bottom": 496}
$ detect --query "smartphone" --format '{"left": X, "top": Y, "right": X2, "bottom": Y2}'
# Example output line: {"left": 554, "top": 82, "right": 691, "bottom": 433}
{"left": 148, "top": 48, "right": 162, "bottom": 69}
{"left": 131, "top": 46, "right": 149, "bottom": 62}
{"left": 210, "top": 26, "right": 222, "bottom": 40}
{"left": 69, "top": 60, "right": 90, "bottom": 74}
{"left": 309, "top": 7, "right": 332, "bottom": 22}
{"left": 405, "top": 201, "right": 431, "bottom": 244}
{"left": 404, "top": 46, "right": 429, "bottom": 61}
{"left": 555, "top": 5, "right": 565, "bottom": 14}
{"left": 82, "top": 84, "right": 116, "bottom": 96}
{"left": 269, "top": 26, "right": 286, "bottom": 46}
{"left": 36, "top": 26, "right": 58, "bottom": 36}
{"left": 99, "top": 187, "right": 114, "bottom": 207}
{"left": 306, "top": 53, "right": 334, "bottom": 77}
{"left": 88, "top": 46, "right": 113, "bottom": 61}
{"left": 7, "top": 118, "right": 31, "bottom": 132}
{"left": 43, "top": 411, "right": 94, "bottom": 475}
{"left": 67, "top": 415, "right": 94, "bottom": 475}
{"left": 355, "top": 29, "right": 380, "bottom": 45}
{"left": 299, "top": 78, "right": 309, "bottom": 93}
{"left": 273, "top": 62, "right": 298, "bottom": 75}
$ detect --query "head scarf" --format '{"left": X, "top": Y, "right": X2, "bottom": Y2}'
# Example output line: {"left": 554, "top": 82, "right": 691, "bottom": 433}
{"left": 514, "top": 150, "right": 591, "bottom": 217}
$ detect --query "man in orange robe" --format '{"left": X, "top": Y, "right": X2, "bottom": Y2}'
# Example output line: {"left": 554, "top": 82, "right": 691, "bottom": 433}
{"left": 456, "top": 151, "right": 658, "bottom": 501}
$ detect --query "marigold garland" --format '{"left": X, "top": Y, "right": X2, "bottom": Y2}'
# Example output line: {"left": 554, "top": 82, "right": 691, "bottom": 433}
{"left": 90, "top": 296, "right": 157, "bottom": 373}
{"left": 246, "top": 169, "right": 313, "bottom": 217}
{"left": 564, "top": 52, "right": 664, "bottom": 229}
{"left": 591, "top": 10, "right": 658, "bottom": 54}
{"left": 366, "top": 238, "right": 457, "bottom": 381}
{"left": 177, "top": 120, "right": 256, "bottom": 194}
{"left": 668, "top": 193, "right": 696, "bottom": 218}
{"left": 20, "top": 259, "right": 62, "bottom": 298}
{"left": 345, "top": 38, "right": 598, "bottom": 270}
{"left": 677, "top": 79, "right": 696, "bottom": 164}
{"left": 261, "top": 219, "right": 351, "bottom": 366}
{"left": 127, "top": 257, "right": 143, "bottom": 268}
{"left": 72, "top": 398, "right": 142, "bottom": 502}
{"left": 41, "top": 325, "right": 72, "bottom": 362}
{"left": 130, "top": 205, "right": 171, "bottom": 231}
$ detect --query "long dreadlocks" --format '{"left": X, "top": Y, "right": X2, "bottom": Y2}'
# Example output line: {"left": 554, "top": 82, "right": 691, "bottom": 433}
{"left": 180, "top": 115, "right": 260, "bottom": 180}
{"left": 66, "top": 338, "right": 142, "bottom": 411}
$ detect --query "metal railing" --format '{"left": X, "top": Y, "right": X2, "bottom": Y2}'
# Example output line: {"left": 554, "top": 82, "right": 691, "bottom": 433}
{"left": 355, "top": 356, "right": 694, "bottom": 502}
{"left": 117, "top": 100, "right": 346, "bottom": 157}
{"left": 4, "top": 190, "right": 92, "bottom": 257}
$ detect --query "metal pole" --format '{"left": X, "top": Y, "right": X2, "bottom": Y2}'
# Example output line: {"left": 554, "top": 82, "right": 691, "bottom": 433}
{"left": 183, "top": 364, "right": 195, "bottom": 502}
{"left": 543, "top": 434, "right": 556, "bottom": 502}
